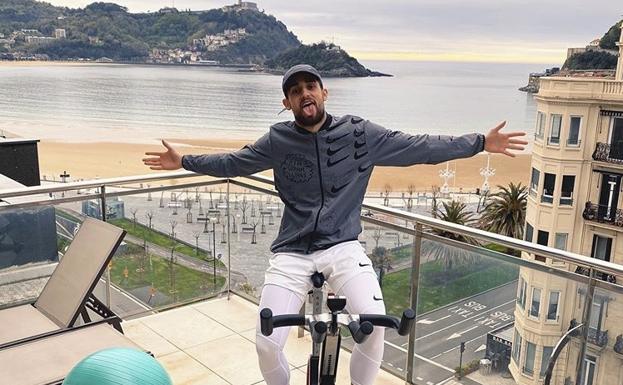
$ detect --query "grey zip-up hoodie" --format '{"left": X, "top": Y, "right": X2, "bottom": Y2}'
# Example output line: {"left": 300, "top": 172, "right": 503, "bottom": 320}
{"left": 182, "top": 114, "right": 485, "bottom": 254}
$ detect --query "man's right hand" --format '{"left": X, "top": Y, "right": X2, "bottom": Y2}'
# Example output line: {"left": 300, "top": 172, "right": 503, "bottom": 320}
{"left": 142, "top": 140, "right": 183, "bottom": 170}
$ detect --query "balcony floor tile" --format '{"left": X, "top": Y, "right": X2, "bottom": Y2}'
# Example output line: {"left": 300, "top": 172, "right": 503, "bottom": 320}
{"left": 124, "top": 295, "right": 405, "bottom": 385}
{"left": 136, "top": 306, "right": 235, "bottom": 349}
{"left": 159, "top": 351, "right": 230, "bottom": 385}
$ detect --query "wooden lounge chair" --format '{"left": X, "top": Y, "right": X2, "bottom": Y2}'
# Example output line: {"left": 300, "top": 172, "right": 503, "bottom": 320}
{"left": 1, "top": 320, "right": 142, "bottom": 385}
{"left": 0, "top": 217, "right": 126, "bottom": 345}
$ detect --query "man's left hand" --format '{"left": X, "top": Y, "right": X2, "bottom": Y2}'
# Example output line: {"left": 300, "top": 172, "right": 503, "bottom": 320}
{"left": 484, "top": 121, "right": 527, "bottom": 157}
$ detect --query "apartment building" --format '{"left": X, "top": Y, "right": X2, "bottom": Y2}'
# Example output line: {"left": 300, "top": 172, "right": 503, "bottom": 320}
{"left": 510, "top": 26, "right": 623, "bottom": 385}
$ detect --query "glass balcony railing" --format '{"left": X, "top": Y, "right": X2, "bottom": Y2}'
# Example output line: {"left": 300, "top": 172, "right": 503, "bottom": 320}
{"left": 2, "top": 171, "right": 623, "bottom": 385}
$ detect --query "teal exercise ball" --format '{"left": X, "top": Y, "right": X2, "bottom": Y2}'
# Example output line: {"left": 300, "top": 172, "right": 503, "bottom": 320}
{"left": 63, "top": 348, "right": 172, "bottom": 385}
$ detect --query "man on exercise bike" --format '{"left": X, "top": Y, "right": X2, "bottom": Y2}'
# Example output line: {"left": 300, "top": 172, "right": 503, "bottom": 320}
{"left": 142, "top": 64, "right": 527, "bottom": 385}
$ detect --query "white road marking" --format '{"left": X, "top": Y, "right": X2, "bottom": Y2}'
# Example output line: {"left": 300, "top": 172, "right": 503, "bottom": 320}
{"left": 430, "top": 322, "right": 514, "bottom": 359}
{"left": 415, "top": 299, "right": 515, "bottom": 342}
{"left": 436, "top": 376, "right": 456, "bottom": 385}
{"left": 446, "top": 325, "right": 479, "bottom": 340}
{"left": 417, "top": 314, "right": 452, "bottom": 324}
{"left": 475, "top": 344, "right": 487, "bottom": 353}
{"left": 384, "top": 340, "right": 454, "bottom": 372}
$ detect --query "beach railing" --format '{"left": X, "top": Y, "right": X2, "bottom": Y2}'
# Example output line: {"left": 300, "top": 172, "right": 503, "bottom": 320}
{"left": 2, "top": 172, "right": 623, "bottom": 385}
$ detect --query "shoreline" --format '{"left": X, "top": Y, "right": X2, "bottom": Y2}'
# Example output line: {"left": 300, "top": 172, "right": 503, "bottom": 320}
{"left": 36, "top": 139, "right": 531, "bottom": 192}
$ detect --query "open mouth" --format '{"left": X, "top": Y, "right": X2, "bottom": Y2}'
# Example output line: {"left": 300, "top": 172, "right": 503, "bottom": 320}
{"left": 301, "top": 100, "right": 316, "bottom": 115}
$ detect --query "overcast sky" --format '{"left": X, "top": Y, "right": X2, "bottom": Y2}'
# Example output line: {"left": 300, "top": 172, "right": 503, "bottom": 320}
{"left": 45, "top": 0, "right": 622, "bottom": 64}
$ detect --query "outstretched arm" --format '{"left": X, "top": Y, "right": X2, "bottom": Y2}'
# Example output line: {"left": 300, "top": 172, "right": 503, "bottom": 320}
{"left": 368, "top": 120, "right": 526, "bottom": 166}
{"left": 143, "top": 134, "right": 273, "bottom": 177}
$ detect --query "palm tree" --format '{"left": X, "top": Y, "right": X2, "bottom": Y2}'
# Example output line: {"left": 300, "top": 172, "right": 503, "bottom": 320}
{"left": 370, "top": 246, "right": 393, "bottom": 288}
{"left": 424, "top": 200, "right": 479, "bottom": 269}
{"left": 479, "top": 182, "right": 527, "bottom": 238}
{"left": 479, "top": 182, "right": 527, "bottom": 255}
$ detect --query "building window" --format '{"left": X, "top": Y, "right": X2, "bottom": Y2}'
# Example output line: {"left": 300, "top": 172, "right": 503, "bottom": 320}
{"left": 523, "top": 342, "right": 536, "bottom": 375}
{"left": 530, "top": 168, "right": 540, "bottom": 197}
{"left": 512, "top": 330, "right": 522, "bottom": 364}
{"left": 560, "top": 175, "right": 575, "bottom": 205}
{"left": 549, "top": 114, "right": 562, "bottom": 145}
{"left": 547, "top": 291, "right": 560, "bottom": 321}
{"left": 609, "top": 117, "right": 623, "bottom": 160}
{"left": 525, "top": 223, "right": 534, "bottom": 242}
{"left": 540, "top": 346, "right": 554, "bottom": 378}
{"left": 535, "top": 112, "right": 545, "bottom": 139}
{"left": 530, "top": 287, "right": 541, "bottom": 318}
{"left": 591, "top": 235, "right": 612, "bottom": 262}
{"left": 554, "top": 233, "right": 568, "bottom": 251}
{"left": 581, "top": 355, "right": 596, "bottom": 385}
{"left": 536, "top": 230, "right": 549, "bottom": 262}
{"left": 589, "top": 299, "right": 604, "bottom": 334}
{"left": 541, "top": 173, "right": 555, "bottom": 203}
{"left": 518, "top": 276, "right": 527, "bottom": 309}
{"left": 568, "top": 116, "right": 581, "bottom": 146}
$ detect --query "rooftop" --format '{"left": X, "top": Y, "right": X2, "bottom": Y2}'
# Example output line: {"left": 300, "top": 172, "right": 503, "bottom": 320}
{"left": 122, "top": 294, "right": 405, "bottom": 385}
{"left": 2, "top": 172, "right": 623, "bottom": 385}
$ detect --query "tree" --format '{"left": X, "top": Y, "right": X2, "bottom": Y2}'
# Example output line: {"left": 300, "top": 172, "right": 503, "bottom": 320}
{"left": 479, "top": 182, "right": 527, "bottom": 239}
{"left": 479, "top": 183, "right": 527, "bottom": 255}
{"left": 599, "top": 20, "right": 623, "bottom": 50}
{"left": 563, "top": 51, "right": 618, "bottom": 70}
{"left": 425, "top": 200, "right": 478, "bottom": 269}
{"left": 406, "top": 184, "right": 415, "bottom": 210}
{"left": 130, "top": 208, "right": 138, "bottom": 229}
{"left": 370, "top": 246, "right": 392, "bottom": 289}
{"left": 372, "top": 227, "right": 382, "bottom": 249}
{"left": 383, "top": 184, "right": 392, "bottom": 206}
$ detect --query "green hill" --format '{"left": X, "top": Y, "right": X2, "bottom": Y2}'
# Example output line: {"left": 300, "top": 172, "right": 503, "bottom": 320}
{"left": 563, "top": 20, "right": 621, "bottom": 70}
{"left": 0, "top": 1, "right": 386, "bottom": 76}
{"left": 265, "top": 42, "right": 390, "bottom": 77}
{"left": 0, "top": 1, "right": 300, "bottom": 62}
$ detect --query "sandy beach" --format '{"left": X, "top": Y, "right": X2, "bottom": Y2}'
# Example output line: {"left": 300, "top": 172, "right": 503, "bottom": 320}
{"left": 37, "top": 139, "right": 531, "bottom": 192}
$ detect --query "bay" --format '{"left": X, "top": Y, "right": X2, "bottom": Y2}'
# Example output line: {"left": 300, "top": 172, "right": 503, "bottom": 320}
{"left": 0, "top": 60, "right": 551, "bottom": 143}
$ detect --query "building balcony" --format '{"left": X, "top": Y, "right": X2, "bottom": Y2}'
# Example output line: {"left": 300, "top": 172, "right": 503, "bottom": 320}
{"left": 587, "top": 328, "right": 609, "bottom": 348}
{"left": 575, "top": 266, "right": 617, "bottom": 284}
{"left": 2, "top": 172, "right": 623, "bottom": 385}
{"left": 592, "top": 142, "right": 623, "bottom": 165}
{"left": 582, "top": 201, "right": 623, "bottom": 227}
{"left": 538, "top": 77, "right": 623, "bottom": 103}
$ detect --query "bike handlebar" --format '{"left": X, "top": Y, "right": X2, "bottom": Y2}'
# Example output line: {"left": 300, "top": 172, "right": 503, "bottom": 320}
{"left": 360, "top": 309, "right": 416, "bottom": 336}
{"left": 348, "top": 320, "right": 373, "bottom": 344}
{"left": 260, "top": 308, "right": 416, "bottom": 339}
{"left": 260, "top": 308, "right": 306, "bottom": 336}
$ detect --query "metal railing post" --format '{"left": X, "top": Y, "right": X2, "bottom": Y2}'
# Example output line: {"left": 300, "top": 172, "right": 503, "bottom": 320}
{"left": 575, "top": 269, "right": 597, "bottom": 385}
{"left": 406, "top": 222, "right": 423, "bottom": 384}
{"left": 226, "top": 179, "right": 231, "bottom": 300}
{"left": 100, "top": 185, "right": 112, "bottom": 308}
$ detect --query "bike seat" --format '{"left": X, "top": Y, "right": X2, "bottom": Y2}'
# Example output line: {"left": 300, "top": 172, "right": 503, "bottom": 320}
{"left": 310, "top": 271, "right": 325, "bottom": 288}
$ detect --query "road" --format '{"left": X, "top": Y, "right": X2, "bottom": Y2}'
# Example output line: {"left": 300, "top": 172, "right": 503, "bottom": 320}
{"left": 343, "top": 281, "right": 517, "bottom": 385}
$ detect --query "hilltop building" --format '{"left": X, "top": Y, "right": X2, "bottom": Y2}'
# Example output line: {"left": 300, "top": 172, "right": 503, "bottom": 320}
{"left": 510, "top": 25, "right": 623, "bottom": 385}
{"left": 567, "top": 37, "right": 618, "bottom": 59}
{"left": 222, "top": 0, "right": 259, "bottom": 12}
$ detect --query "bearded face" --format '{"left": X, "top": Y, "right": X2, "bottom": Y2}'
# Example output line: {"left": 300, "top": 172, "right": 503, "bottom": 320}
{"left": 283, "top": 74, "right": 328, "bottom": 128}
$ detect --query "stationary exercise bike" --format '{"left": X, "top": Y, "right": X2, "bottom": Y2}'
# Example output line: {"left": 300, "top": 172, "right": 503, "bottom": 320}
{"left": 260, "top": 272, "right": 415, "bottom": 385}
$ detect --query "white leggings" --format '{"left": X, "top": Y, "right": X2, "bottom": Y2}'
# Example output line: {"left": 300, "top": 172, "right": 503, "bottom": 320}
{"left": 256, "top": 273, "right": 386, "bottom": 385}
